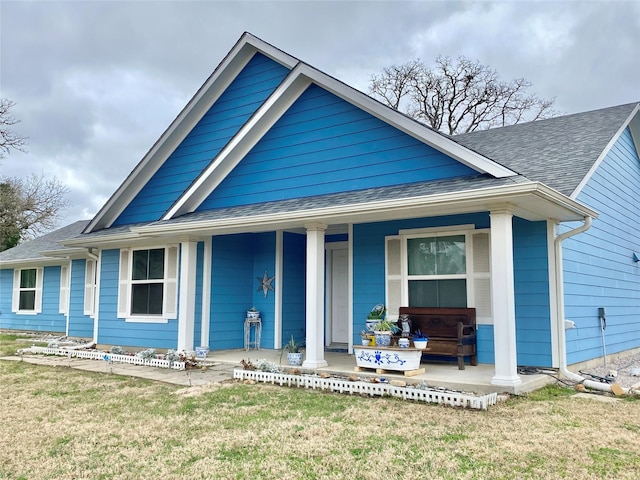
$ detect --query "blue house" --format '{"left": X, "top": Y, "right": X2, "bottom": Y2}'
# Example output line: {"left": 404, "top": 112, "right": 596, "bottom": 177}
{"left": 1, "top": 33, "right": 639, "bottom": 390}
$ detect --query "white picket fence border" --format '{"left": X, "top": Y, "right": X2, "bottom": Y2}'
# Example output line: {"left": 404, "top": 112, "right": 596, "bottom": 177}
{"left": 234, "top": 369, "right": 498, "bottom": 410}
{"left": 21, "top": 346, "right": 186, "bottom": 370}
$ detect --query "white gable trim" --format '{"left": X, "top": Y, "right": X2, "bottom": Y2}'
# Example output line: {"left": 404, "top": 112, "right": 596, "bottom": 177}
{"left": 571, "top": 104, "right": 640, "bottom": 198}
{"left": 84, "top": 33, "right": 299, "bottom": 233}
{"left": 165, "top": 61, "right": 517, "bottom": 219}
{"left": 164, "top": 65, "right": 313, "bottom": 219}
{"left": 87, "top": 32, "right": 517, "bottom": 230}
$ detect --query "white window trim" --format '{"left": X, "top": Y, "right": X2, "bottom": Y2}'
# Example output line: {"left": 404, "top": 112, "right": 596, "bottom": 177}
{"left": 117, "top": 245, "right": 178, "bottom": 323}
{"left": 386, "top": 225, "right": 493, "bottom": 325}
{"left": 12, "top": 267, "right": 43, "bottom": 314}
{"left": 59, "top": 265, "right": 70, "bottom": 315}
{"left": 84, "top": 259, "right": 97, "bottom": 317}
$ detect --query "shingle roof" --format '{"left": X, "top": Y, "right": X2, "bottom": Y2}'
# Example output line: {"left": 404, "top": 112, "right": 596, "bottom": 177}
{"left": 157, "top": 174, "right": 525, "bottom": 226}
{"left": 452, "top": 103, "right": 638, "bottom": 196}
{"left": 0, "top": 220, "right": 90, "bottom": 263}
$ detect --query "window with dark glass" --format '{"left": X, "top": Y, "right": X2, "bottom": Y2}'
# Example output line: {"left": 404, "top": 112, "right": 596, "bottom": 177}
{"left": 131, "top": 249, "right": 164, "bottom": 315}
{"left": 19, "top": 268, "right": 37, "bottom": 311}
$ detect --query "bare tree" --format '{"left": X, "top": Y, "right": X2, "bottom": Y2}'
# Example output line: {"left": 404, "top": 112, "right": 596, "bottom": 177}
{"left": 0, "top": 174, "right": 70, "bottom": 251}
{"left": 369, "top": 55, "right": 557, "bottom": 134}
{"left": 0, "top": 98, "right": 28, "bottom": 159}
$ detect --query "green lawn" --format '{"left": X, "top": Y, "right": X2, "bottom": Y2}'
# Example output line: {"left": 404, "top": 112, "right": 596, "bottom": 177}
{"left": 0, "top": 334, "right": 639, "bottom": 479}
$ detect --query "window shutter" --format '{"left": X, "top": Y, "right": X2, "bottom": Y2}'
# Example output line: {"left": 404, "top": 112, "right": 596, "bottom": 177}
{"left": 84, "top": 260, "right": 96, "bottom": 316}
{"left": 164, "top": 245, "right": 179, "bottom": 319}
{"left": 385, "top": 236, "right": 402, "bottom": 320}
{"left": 471, "top": 232, "right": 492, "bottom": 322}
{"left": 117, "top": 250, "right": 130, "bottom": 318}
{"left": 11, "top": 269, "right": 20, "bottom": 312}
{"left": 59, "top": 265, "right": 70, "bottom": 314}
{"left": 35, "top": 267, "right": 44, "bottom": 313}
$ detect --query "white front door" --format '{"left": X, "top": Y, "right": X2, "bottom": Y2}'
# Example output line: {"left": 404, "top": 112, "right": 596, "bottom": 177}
{"left": 330, "top": 248, "right": 349, "bottom": 344}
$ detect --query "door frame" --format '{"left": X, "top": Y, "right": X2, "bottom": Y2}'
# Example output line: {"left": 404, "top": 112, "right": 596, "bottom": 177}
{"left": 325, "top": 241, "right": 349, "bottom": 346}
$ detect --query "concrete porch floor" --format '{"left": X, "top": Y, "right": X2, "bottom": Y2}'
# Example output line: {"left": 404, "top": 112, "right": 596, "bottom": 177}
{"left": 208, "top": 347, "right": 555, "bottom": 395}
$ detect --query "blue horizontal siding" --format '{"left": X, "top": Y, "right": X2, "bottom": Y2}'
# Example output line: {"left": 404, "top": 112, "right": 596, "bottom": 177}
{"left": 198, "top": 84, "right": 477, "bottom": 210}
{"left": 513, "top": 218, "right": 552, "bottom": 367}
{"left": 564, "top": 128, "right": 640, "bottom": 364}
{"left": 67, "top": 259, "right": 94, "bottom": 338}
{"left": 0, "top": 269, "right": 13, "bottom": 328}
{"left": 194, "top": 242, "right": 204, "bottom": 347}
{"left": 282, "top": 233, "right": 306, "bottom": 346}
{"left": 476, "top": 325, "right": 495, "bottom": 364}
{"left": 210, "top": 234, "right": 262, "bottom": 350}
{"left": 113, "top": 53, "right": 290, "bottom": 226}
{"left": 97, "top": 249, "right": 178, "bottom": 349}
{"left": 0, "top": 267, "right": 66, "bottom": 333}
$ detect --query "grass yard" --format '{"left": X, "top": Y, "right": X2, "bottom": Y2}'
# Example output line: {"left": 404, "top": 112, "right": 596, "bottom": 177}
{"left": 1, "top": 334, "right": 639, "bottom": 479}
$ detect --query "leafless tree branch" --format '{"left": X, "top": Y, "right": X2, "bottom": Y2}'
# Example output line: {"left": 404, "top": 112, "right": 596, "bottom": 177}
{"left": 369, "top": 55, "right": 558, "bottom": 134}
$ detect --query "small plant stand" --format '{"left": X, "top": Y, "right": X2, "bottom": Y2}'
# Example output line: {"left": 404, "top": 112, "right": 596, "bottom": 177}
{"left": 244, "top": 317, "right": 262, "bottom": 351}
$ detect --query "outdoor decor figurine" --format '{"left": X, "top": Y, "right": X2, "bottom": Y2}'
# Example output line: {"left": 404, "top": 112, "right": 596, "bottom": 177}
{"left": 258, "top": 270, "right": 275, "bottom": 298}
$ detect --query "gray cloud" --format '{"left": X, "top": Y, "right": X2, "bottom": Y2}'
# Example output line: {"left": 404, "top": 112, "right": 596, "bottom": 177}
{"left": 1, "top": 1, "right": 638, "bottom": 227}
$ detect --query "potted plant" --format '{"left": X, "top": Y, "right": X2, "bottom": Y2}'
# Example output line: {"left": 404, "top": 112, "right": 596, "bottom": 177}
{"left": 372, "top": 318, "right": 399, "bottom": 347}
{"left": 284, "top": 335, "right": 304, "bottom": 366}
{"left": 247, "top": 306, "right": 260, "bottom": 319}
{"left": 359, "top": 330, "right": 372, "bottom": 346}
{"left": 412, "top": 329, "right": 428, "bottom": 349}
{"left": 365, "top": 303, "right": 386, "bottom": 332}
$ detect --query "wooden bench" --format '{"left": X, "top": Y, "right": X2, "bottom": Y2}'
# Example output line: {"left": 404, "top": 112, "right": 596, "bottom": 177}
{"left": 399, "top": 307, "right": 477, "bottom": 370}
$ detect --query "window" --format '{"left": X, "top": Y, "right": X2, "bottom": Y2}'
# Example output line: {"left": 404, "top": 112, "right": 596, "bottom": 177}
{"left": 117, "top": 246, "right": 178, "bottom": 322}
{"left": 385, "top": 226, "right": 492, "bottom": 323}
{"left": 19, "top": 269, "right": 37, "bottom": 310}
{"left": 12, "top": 267, "right": 43, "bottom": 313}
{"left": 407, "top": 235, "right": 467, "bottom": 307}
{"left": 131, "top": 248, "right": 165, "bottom": 315}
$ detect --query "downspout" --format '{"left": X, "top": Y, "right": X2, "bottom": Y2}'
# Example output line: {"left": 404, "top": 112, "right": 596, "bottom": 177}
{"left": 553, "top": 217, "right": 591, "bottom": 383}
{"left": 554, "top": 218, "right": 631, "bottom": 395}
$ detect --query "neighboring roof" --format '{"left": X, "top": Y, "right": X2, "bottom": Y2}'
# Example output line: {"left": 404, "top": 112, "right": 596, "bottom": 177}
{"left": 0, "top": 220, "right": 90, "bottom": 265}
{"left": 453, "top": 102, "right": 640, "bottom": 197}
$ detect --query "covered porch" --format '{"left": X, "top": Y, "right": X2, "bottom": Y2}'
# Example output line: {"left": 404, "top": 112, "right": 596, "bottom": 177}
{"left": 203, "top": 348, "right": 555, "bottom": 395}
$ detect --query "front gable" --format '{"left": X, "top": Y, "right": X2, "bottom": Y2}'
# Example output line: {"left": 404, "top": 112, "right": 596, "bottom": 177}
{"left": 85, "top": 33, "right": 516, "bottom": 234}
{"left": 112, "top": 52, "right": 291, "bottom": 226}
{"left": 197, "top": 84, "right": 478, "bottom": 210}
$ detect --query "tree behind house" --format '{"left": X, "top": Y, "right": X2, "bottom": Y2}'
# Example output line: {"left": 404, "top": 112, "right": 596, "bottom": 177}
{"left": 369, "top": 55, "right": 557, "bottom": 134}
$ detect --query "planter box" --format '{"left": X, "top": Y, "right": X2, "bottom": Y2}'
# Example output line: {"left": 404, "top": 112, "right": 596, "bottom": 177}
{"left": 353, "top": 345, "right": 423, "bottom": 374}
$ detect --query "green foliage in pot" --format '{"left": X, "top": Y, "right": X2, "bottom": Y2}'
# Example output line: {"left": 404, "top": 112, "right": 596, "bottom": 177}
{"left": 284, "top": 335, "right": 303, "bottom": 353}
{"left": 373, "top": 318, "right": 399, "bottom": 333}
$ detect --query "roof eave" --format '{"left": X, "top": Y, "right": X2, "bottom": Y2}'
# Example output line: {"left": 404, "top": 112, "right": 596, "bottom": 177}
{"left": 134, "top": 182, "right": 597, "bottom": 238}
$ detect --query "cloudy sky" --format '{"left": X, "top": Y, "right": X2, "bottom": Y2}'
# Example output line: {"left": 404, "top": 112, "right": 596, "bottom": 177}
{"left": 1, "top": 0, "right": 639, "bottom": 226}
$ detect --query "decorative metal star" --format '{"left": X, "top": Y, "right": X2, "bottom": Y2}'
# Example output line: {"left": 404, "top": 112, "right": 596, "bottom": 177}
{"left": 258, "top": 270, "right": 275, "bottom": 298}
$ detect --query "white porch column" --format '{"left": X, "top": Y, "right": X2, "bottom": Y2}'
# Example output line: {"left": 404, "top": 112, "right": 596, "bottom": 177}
{"left": 177, "top": 240, "right": 198, "bottom": 351}
{"left": 489, "top": 208, "right": 522, "bottom": 387}
{"left": 302, "top": 223, "right": 329, "bottom": 368}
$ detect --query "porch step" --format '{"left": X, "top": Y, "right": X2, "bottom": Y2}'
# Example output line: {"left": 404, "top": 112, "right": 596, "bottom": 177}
{"left": 325, "top": 343, "right": 348, "bottom": 353}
